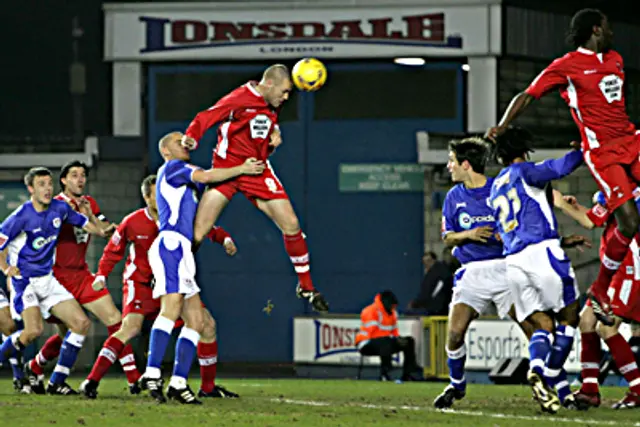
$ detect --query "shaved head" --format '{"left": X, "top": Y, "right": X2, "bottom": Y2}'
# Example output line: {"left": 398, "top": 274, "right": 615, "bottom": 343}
{"left": 158, "top": 131, "right": 189, "bottom": 161}
{"left": 261, "top": 64, "right": 290, "bottom": 85}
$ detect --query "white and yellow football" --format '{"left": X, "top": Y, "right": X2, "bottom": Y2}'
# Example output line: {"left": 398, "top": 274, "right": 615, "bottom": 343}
{"left": 291, "top": 58, "right": 327, "bottom": 92}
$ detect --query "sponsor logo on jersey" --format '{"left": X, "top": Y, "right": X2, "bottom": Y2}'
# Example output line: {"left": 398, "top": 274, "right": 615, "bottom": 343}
{"left": 32, "top": 235, "right": 58, "bottom": 250}
{"left": 249, "top": 114, "right": 272, "bottom": 139}
{"left": 458, "top": 212, "right": 495, "bottom": 229}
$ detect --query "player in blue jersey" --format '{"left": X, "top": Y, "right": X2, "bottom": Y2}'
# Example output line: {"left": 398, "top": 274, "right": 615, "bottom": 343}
{"left": 433, "top": 138, "right": 513, "bottom": 408}
{"left": 0, "top": 167, "right": 113, "bottom": 395}
{"left": 140, "top": 131, "right": 264, "bottom": 404}
{"left": 0, "top": 283, "right": 30, "bottom": 393}
{"left": 490, "top": 127, "right": 584, "bottom": 413}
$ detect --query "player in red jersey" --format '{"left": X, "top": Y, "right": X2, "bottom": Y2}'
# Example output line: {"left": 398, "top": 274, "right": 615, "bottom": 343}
{"left": 554, "top": 189, "right": 640, "bottom": 408}
{"left": 487, "top": 9, "right": 640, "bottom": 325}
{"left": 180, "top": 64, "right": 329, "bottom": 313}
{"left": 80, "top": 175, "right": 239, "bottom": 399}
{"left": 24, "top": 160, "right": 141, "bottom": 394}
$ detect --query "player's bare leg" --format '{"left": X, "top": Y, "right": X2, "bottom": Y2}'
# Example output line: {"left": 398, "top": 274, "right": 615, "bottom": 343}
{"left": 197, "top": 309, "right": 238, "bottom": 398}
{"left": 256, "top": 198, "right": 329, "bottom": 312}
{"left": 80, "top": 313, "right": 145, "bottom": 399}
{"left": 434, "top": 303, "right": 476, "bottom": 408}
{"left": 193, "top": 189, "right": 229, "bottom": 249}
{"left": 165, "top": 295, "right": 205, "bottom": 404}
{"left": 83, "top": 294, "right": 141, "bottom": 388}
{"left": 0, "top": 307, "right": 28, "bottom": 393}
{"left": 597, "top": 318, "right": 640, "bottom": 409}
{"left": 47, "top": 299, "right": 90, "bottom": 395}
{"left": 574, "top": 305, "right": 602, "bottom": 407}
{"left": 590, "top": 198, "right": 640, "bottom": 326}
{"left": 0, "top": 306, "right": 16, "bottom": 337}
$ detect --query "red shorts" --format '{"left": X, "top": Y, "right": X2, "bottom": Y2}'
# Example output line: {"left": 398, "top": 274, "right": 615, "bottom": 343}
{"left": 609, "top": 270, "right": 640, "bottom": 324}
{"left": 121, "top": 280, "right": 189, "bottom": 328}
{"left": 583, "top": 133, "right": 640, "bottom": 211}
{"left": 54, "top": 269, "right": 110, "bottom": 305}
{"left": 211, "top": 162, "right": 289, "bottom": 204}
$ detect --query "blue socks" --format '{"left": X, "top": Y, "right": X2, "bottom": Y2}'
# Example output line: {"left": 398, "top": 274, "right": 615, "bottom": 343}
{"left": 49, "top": 331, "right": 85, "bottom": 385}
{"left": 446, "top": 344, "right": 467, "bottom": 391}
{"left": 144, "top": 316, "right": 175, "bottom": 379}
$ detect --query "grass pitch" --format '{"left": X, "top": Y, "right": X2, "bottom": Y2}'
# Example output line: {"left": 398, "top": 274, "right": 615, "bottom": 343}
{"left": 0, "top": 378, "right": 638, "bottom": 427}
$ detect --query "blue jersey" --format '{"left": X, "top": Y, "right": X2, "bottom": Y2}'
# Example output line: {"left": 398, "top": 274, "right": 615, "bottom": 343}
{"left": 156, "top": 159, "right": 206, "bottom": 241}
{"left": 0, "top": 199, "right": 88, "bottom": 279}
{"left": 442, "top": 178, "right": 503, "bottom": 265}
{"left": 490, "top": 151, "right": 583, "bottom": 255}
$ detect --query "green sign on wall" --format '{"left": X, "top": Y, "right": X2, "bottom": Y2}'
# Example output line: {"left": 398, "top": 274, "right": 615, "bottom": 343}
{"left": 339, "top": 164, "right": 425, "bottom": 192}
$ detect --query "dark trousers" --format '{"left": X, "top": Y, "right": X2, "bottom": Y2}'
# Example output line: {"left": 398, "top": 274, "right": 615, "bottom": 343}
{"left": 359, "top": 336, "right": 418, "bottom": 377}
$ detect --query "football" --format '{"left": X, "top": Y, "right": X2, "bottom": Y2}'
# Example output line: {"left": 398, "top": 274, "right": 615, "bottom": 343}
{"left": 291, "top": 58, "right": 327, "bottom": 92}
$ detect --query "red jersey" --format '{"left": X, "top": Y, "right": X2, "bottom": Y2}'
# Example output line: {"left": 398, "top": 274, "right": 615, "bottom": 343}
{"left": 97, "top": 208, "right": 157, "bottom": 285}
{"left": 525, "top": 48, "right": 635, "bottom": 150}
{"left": 53, "top": 193, "right": 104, "bottom": 272}
{"left": 185, "top": 82, "right": 280, "bottom": 167}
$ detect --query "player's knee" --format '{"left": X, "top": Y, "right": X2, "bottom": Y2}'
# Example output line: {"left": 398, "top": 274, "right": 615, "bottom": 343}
{"left": 103, "top": 310, "right": 123, "bottom": 328}
{"left": 0, "top": 316, "right": 16, "bottom": 336}
{"left": 201, "top": 314, "right": 216, "bottom": 341}
{"left": 120, "top": 317, "right": 143, "bottom": 341}
{"left": 617, "top": 206, "right": 640, "bottom": 237}
{"left": 69, "top": 313, "right": 91, "bottom": 335}
{"left": 281, "top": 215, "right": 300, "bottom": 235}
{"left": 23, "top": 323, "right": 44, "bottom": 343}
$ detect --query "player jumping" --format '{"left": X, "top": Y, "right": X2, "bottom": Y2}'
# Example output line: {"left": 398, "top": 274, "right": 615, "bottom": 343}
{"left": 140, "top": 132, "right": 264, "bottom": 404}
{"left": 180, "top": 64, "right": 329, "bottom": 313}
{"left": 487, "top": 9, "right": 640, "bottom": 325}
{"left": 24, "top": 160, "right": 142, "bottom": 394}
{"left": 554, "top": 189, "right": 640, "bottom": 409}
{"left": 0, "top": 167, "right": 113, "bottom": 395}
{"left": 490, "top": 127, "right": 584, "bottom": 413}
{"left": 80, "top": 175, "right": 238, "bottom": 399}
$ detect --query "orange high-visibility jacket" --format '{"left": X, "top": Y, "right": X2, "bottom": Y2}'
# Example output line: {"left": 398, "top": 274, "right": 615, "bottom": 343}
{"left": 355, "top": 294, "right": 399, "bottom": 348}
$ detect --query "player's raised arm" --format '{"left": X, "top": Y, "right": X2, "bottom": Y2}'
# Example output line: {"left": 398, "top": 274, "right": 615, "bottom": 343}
{"left": 487, "top": 58, "right": 567, "bottom": 140}
{"left": 191, "top": 158, "right": 265, "bottom": 184}
{"left": 524, "top": 150, "right": 584, "bottom": 187}
{"left": 182, "top": 99, "right": 237, "bottom": 150}
{"left": 62, "top": 202, "right": 113, "bottom": 238}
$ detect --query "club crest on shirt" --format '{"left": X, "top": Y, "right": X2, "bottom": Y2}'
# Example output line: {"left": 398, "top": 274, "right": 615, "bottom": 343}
{"left": 52, "top": 217, "right": 61, "bottom": 228}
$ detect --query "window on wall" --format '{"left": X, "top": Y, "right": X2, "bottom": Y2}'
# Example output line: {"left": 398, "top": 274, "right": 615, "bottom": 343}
{"left": 313, "top": 68, "right": 459, "bottom": 120}
{"left": 154, "top": 70, "right": 299, "bottom": 123}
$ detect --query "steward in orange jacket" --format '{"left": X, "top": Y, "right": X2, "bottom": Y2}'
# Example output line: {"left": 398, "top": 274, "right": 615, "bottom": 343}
{"left": 355, "top": 291, "right": 422, "bottom": 381}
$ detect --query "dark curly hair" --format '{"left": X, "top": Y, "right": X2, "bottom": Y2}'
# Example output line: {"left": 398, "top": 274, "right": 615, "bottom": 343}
{"left": 566, "top": 9, "right": 605, "bottom": 48}
{"left": 494, "top": 127, "right": 535, "bottom": 165}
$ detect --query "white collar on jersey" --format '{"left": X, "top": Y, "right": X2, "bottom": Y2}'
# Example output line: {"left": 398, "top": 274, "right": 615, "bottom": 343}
{"left": 577, "top": 47, "right": 604, "bottom": 62}
{"left": 245, "top": 82, "right": 263, "bottom": 98}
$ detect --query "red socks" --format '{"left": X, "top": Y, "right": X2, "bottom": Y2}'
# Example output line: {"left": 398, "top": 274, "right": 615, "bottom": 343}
{"left": 283, "top": 231, "right": 313, "bottom": 291}
{"left": 606, "top": 334, "right": 640, "bottom": 394}
{"left": 88, "top": 335, "right": 124, "bottom": 382}
{"left": 580, "top": 332, "right": 601, "bottom": 394}
{"left": 198, "top": 341, "right": 218, "bottom": 393}
{"left": 30, "top": 334, "right": 63, "bottom": 376}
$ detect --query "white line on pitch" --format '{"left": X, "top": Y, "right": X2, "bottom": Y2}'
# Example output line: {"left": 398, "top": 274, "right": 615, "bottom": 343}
{"left": 271, "top": 398, "right": 640, "bottom": 426}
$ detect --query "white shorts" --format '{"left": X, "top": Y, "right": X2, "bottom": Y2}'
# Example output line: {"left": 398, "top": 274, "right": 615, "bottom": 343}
{"left": 451, "top": 258, "right": 512, "bottom": 318}
{"left": 0, "top": 287, "right": 9, "bottom": 310}
{"left": 10, "top": 273, "right": 74, "bottom": 319}
{"left": 506, "top": 239, "right": 580, "bottom": 323}
{"left": 149, "top": 231, "right": 200, "bottom": 299}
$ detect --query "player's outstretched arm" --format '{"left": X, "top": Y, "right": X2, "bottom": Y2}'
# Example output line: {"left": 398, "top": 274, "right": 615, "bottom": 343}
{"left": 525, "top": 149, "right": 583, "bottom": 188}
{"left": 552, "top": 189, "right": 595, "bottom": 229}
{"left": 486, "top": 92, "right": 535, "bottom": 140}
{"left": 0, "top": 248, "right": 19, "bottom": 278}
{"left": 192, "top": 158, "right": 265, "bottom": 184}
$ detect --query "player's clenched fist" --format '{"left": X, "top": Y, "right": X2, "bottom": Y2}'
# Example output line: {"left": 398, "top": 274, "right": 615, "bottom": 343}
{"left": 92, "top": 275, "right": 106, "bottom": 291}
{"left": 269, "top": 128, "right": 282, "bottom": 149}
{"left": 241, "top": 158, "right": 265, "bottom": 175}
{"left": 485, "top": 125, "right": 506, "bottom": 142}
{"left": 223, "top": 237, "right": 237, "bottom": 256}
{"left": 181, "top": 135, "right": 197, "bottom": 151}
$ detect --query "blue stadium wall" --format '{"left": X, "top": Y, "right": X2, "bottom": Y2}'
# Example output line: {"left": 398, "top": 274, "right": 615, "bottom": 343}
{"left": 147, "top": 62, "right": 464, "bottom": 362}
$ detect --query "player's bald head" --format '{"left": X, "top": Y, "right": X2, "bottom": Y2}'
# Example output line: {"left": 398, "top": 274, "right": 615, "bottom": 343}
{"left": 158, "top": 131, "right": 189, "bottom": 161}
{"left": 158, "top": 131, "right": 182, "bottom": 153}
{"left": 261, "top": 64, "right": 290, "bottom": 85}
